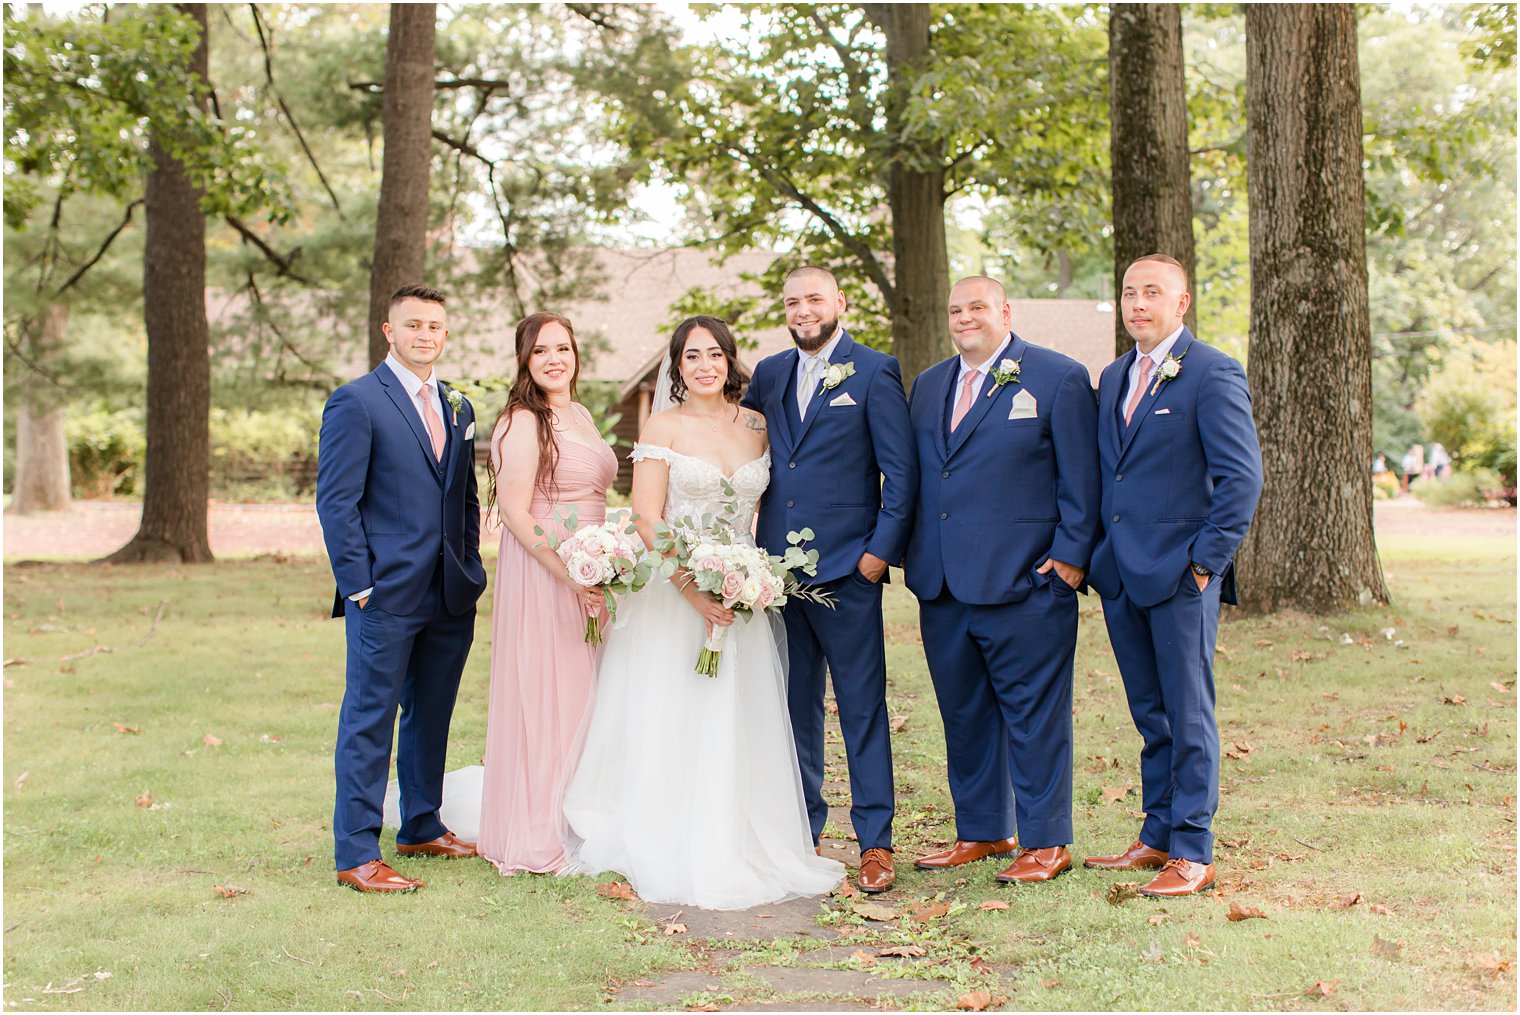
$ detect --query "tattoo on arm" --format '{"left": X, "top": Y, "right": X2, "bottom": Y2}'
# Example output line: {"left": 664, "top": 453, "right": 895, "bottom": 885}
{"left": 743, "top": 413, "right": 767, "bottom": 434}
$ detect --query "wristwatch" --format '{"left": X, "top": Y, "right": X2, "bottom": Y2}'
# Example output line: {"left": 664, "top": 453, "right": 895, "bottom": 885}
{"left": 1190, "top": 562, "right": 1212, "bottom": 577}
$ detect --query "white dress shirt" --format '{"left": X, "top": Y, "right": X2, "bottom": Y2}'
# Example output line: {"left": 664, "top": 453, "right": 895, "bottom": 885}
{"left": 953, "top": 333, "right": 1014, "bottom": 394}
{"left": 795, "top": 330, "right": 845, "bottom": 418}
{"left": 1121, "top": 325, "right": 1185, "bottom": 409}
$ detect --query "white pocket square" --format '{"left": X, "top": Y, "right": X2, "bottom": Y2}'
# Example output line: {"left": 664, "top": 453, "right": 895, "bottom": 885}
{"left": 1153, "top": 408, "right": 1171, "bottom": 415}
{"left": 830, "top": 392, "right": 858, "bottom": 406}
{"left": 464, "top": 421, "right": 477, "bottom": 439}
{"left": 1007, "top": 389, "right": 1038, "bottom": 420}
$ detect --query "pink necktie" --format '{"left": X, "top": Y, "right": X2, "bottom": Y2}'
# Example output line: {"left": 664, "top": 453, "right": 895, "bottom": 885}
{"left": 950, "top": 369, "right": 980, "bottom": 432}
{"left": 420, "top": 386, "right": 445, "bottom": 461}
{"left": 1124, "top": 356, "right": 1155, "bottom": 425}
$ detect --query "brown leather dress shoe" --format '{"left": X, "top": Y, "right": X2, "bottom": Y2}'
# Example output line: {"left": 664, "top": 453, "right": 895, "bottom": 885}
{"left": 336, "top": 859, "right": 423, "bottom": 893}
{"left": 857, "top": 848, "right": 895, "bottom": 894}
{"left": 1083, "top": 839, "right": 1169, "bottom": 871}
{"left": 914, "top": 837, "right": 1018, "bottom": 870}
{"left": 395, "top": 831, "right": 477, "bottom": 858}
{"left": 1137, "top": 857, "right": 1216, "bottom": 897}
{"left": 994, "top": 846, "right": 1072, "bottom": 884}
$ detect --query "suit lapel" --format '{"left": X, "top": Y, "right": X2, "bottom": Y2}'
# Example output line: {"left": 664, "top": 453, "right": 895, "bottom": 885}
{"left": 440, "top": 382, "right": 461, "bottom": 492}
{"left": 1118, "top": 329, "right": 1194, "bottom": 461}
{"left": 379, "top": 366, "right": 443, "bottom": 481}
{"left": 791, "top": 331, "right": 855, "bottom": 450}
{"left": 772, "top": 348, "right": 801, "bottom": 452}
{"left": 931, "top": 360, "right": 954, "bottom": 462}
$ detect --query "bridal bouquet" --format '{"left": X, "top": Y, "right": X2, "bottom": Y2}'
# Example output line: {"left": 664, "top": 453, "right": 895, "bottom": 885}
{"left": 536, "top": 508, "right": 655, "bottom": 644}
{"left": 654, "top": 495, "right": 831, "bottom": 676}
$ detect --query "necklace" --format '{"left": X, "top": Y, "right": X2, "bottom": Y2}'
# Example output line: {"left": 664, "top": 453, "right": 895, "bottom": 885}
{"left": 683, "top": 404, "right": 731, "bottom": 433}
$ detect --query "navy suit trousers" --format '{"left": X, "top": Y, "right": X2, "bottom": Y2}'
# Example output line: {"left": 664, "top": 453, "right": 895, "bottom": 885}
{"left": 919, "top": 581, "right": 1077, "bottom": 848}
{"left": 1100, "top": 574, "right": 1223, "bottom": 864}
{"left": 783, "top": 570, "right": 894, "bottom": 852}
{"left": 333, "top": 566, "right": 476, "bottom": 870}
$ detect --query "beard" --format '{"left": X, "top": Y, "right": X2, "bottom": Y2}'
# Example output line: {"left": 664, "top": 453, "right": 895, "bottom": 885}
{"left": 788, "top": 314, "right": 839, "bottom": 353}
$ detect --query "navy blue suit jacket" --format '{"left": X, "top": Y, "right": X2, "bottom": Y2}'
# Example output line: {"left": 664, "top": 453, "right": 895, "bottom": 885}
{"left": 741, "top": 330, "right": 917, "bottom": 583}
{"left": 1087, "top": 329, "right": 1263, "bottom": 608}
{"left": 905, "top": 334, "right": 1100, "bottom": 605}
{"left": 315, "top": 365, "right": 488, "bottom": 618}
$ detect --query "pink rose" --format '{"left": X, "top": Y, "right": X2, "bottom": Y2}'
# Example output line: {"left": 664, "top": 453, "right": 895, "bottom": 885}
{"left": 695, "top": 555, "right": 725, "bottom": 573}
{"left": 569, "top": 552, "right": 605, "bottom": 587}
{"left": 721, "top": 570, "right": 746, "bottom": 601}
{"left": 756, "top": 583, "right": 777, "bottom": 609}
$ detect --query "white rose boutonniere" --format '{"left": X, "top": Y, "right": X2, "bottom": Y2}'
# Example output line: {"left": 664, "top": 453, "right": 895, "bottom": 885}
{"left": 987, "top": 356, "right": 1023, "bottom": 396}
{"left": 445, "top": 388, "right": 464, "bottom": 425}
{"left": 1149, "top": 350, "right": 1186, "bottom": 396}
{"left": 818, "top": 360, "right": 856, "bottom": 395}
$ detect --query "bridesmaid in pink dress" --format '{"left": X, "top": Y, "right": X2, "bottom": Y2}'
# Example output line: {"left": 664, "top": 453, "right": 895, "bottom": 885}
{"left": 478, "top": 311, "right": 617, "bottom": 874}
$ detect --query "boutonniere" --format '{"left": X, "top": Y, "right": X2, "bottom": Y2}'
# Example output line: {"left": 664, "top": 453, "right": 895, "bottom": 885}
{"left": 1150, "top": 349, "right": 1186, "bottom": 396}
{"left": 817, "top": 360, "right": 856, "bottom": 395}
{"left": 444, "top": 388, "right": 464, "bottom": 425}
{"left": 987, "top": 356, "right": 1023, "bottom": 396}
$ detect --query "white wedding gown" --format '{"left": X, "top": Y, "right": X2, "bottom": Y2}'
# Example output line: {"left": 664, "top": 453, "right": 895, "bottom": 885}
{"left": 389, "top": 443, "right": 843, "bottom": 908}
{"left": 560, "top": 443, "right": 844, "bottom": 908}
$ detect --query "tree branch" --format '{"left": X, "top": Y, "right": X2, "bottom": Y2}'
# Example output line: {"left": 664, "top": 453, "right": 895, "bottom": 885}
{"left": 349, "top": 77, "right": 515, "bottom": 94}
{"left": 565, "top": 3, "right": 624, "bottom": 31}
{"left": 224, "top": 215, "right": 314, "bottom": 285}
{"left": 249, "top": 3, "right": 345, "bottom": 218}
{"left": 52, "top": 199, "right": 145, "bottom": 299}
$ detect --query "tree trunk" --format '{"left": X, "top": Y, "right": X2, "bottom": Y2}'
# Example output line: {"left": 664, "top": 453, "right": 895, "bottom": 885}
{"left": 105, "top": 3, "right": 213, "bottom": 564}
{"left": 864, "top": 2, "right": 950, "bottom": 385}
{"left": 9, "top": 301, "right": 72, "bottom": 513}
{"left": 366, "top": 3, "right": 436, "bottom": 369}
{"left": 1235, "top": 3, "right": 1389, "bottom": 613}
{"left": 1109, "top": 3, "right": 1197, "bottom": 358}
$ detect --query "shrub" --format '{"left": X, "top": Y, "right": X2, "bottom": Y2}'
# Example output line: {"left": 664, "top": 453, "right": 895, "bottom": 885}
{"left": 1412, "top": 467, "right": 1504, "bottom": 508}
{"left": 66, "top": 406, "right": 145, "bottom": 497}
{"left": 1372, "top": 471, "right": 1401, "bottom": 500}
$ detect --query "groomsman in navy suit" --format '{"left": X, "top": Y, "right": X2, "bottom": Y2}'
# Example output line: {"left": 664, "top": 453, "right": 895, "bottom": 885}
{"left": 905, "top": 276, "right": 1099, "bottom": 884}
{"left": 316, "top": 284, "right": 488, "bottom": 893}
{"left": 1086, "top": 255, "right": 1262, "bottom": 897}
{"left": 742, "top": 266, "right": 917, "bottom": 893}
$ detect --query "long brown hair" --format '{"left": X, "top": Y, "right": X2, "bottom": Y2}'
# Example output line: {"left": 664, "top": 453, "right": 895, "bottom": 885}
{"left": 666, "top": 315, "right": 749, "bottom": 405}
{"left": 486, "top": 311, "right": 580, "bottom": 516}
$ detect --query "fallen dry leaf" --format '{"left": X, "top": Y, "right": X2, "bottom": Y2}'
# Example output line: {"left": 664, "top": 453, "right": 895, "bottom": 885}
{"left": 213, "top": 885, "right": 249, "bottom": 898}
{"left": 849, "top": 948, "right": 877, "bottom": 968}
{"left": 1444, "top": 695, "right": 1467, "bottom": 706}
{"left": 13, "top": 770, "right": 29, "bottom": 790}
{"left": 1369, "top": 903, "right": 1393, "bottom": 916}
{"left": 134, "top": 791, "right": 155, "bottom": 809}
{"left": 1329, "top": 892, "right": 1362, "bottom": 911}
{"left": 889, "top": 715, "right": 908, "bottom": 732}
{"left": 202, "top": 733, "right": 222, "bottom": 747}
{"left": 1470, "top": 951, "right": 1512, "bottom": 978}
{"left": 956, "top": 989, "right": 993, "bottom": 1011}
{"left": 907, "top": 899, "right": 952, "bottom": 923}
{"left": 1100, "top": 782, "right": 1132, "bottom": 804}
{"left": 970, "top": 956, "right": 992, "bottom": 975}
{"left": 1183, "top": 932, "right": 1202, "bottom": 949}
{"left": 1227, "top": 902, "right": 1268, "bottom": 921}
{"left": 1147, "top": 914, "right": 1169, "bottom": 926}
{"left": 113, "top": 722, "right": 139, "bottom": 734}
{"left": 1371, "top": 935, "right": 1403, "bottom": 958}
{"left": 878, "top": 944, "right": 927, "bottom": 958}
{"left": 1416, "top": 729, "right": 1443, "bottom": 743}
{"left": 594, "top": 881, "right": 637, "bottom": 901}
{"left": 976, "top": 899, "right": 1011, "bottom": 911}
{"left": 853, "top": 902, "right": 899, "bottom": 922}
{"left": 1218, "top": 835, "right": 1251, "bottom": 849}
{"left": 1305, "top": 979, "right": 1339, "bottom": 997}
{"left": 663, "top": 923, "right": 687, "bottom": 936}
{"left": 1041, "top": 979, "right": 1062, "bottom": 988}
{"left": 1106, "top": 882, "right": 1140, "bottom": 906}
{"left": 685, "top": 1006, "right": 719, "bottom": 1013}
{"left": 834, "top": 880, "right": 860, "bottom": 899}
{"left": 1490, "top": 682, "right": 1511, "bottom": 694}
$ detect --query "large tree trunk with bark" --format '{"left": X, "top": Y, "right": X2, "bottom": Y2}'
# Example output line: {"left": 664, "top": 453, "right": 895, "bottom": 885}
{"left": 1109, "top": 3, "right": 1197, "bottom": 357}
{"left": 105, "top": 3, "right": 213, "bottom": 564}
{"left": 366, "top": 3, "right": 436, "bottom": 368}
{"left": 9, "top": 301, "right": 72, "bottom": 513}
{"left": 1235, "top": 4, "right": 1389, "bottom": 613}
{"left": 864, "top": 2, "right": 949, "bottom": 385}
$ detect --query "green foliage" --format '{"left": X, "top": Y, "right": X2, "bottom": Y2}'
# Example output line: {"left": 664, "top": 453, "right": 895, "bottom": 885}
{"left": 1411, "top": 467, "right": 1505, "bottom": 507}
{"left": 1371, "top": 470, "right": 1401, "bottom": 500}
{"left": 1419, "top": 371, "right": 1516, "bottom": 482}
{"left": 65, "top": 405, "right": 145, "bottom": 497}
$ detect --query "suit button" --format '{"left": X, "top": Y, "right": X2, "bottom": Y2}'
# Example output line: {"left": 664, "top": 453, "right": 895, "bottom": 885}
{"left": 1116, "top": 474, "right": 1123, "bottom": 482}
{"left": 940, "top": 512, "right": 948, "bottom": 520}
{"left": 1113, "top": 514, "right": 1121, "bottom": 522}
{"left": 942, "top": 470, "right": 950, "bottom": 478}
{"left": 789, "top": 462, "right": 796, "bottom": 469}
{"left": 787, "top": 499, "right": 795, "bottom": 508}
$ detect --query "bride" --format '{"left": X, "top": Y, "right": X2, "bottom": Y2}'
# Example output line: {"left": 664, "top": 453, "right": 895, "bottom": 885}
{"left": 560, "top": 315, "right": 844, "bottom": 908}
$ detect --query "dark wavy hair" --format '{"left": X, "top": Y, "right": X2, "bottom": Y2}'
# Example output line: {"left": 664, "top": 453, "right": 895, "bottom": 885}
{"left": 486, "top": 311, "right": 580, "bottom": 516}
{"left": 665, "top": 315, "right": 749, "bottom": 405}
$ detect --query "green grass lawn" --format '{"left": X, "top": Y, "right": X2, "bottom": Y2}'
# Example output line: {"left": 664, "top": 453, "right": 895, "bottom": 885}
{"left": 3, "top": 532, "right": 1515, "bottom": 1011}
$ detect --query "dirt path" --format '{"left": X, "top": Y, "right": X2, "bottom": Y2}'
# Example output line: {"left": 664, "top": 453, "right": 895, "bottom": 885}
{"left": 3, "top": 496, "right": 1511, "bottom": 561}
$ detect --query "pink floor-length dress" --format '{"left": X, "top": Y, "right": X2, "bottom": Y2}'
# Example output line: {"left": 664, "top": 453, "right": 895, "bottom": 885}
{"left": 478, "top": 413, "right": 617, "bottom": 874}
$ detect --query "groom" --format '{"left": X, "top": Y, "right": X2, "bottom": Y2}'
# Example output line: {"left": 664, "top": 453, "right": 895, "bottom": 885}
{"left": 743, "top": 265, "right": 917, "bottom": 894}
{"left": 316, "top": 283, "right": 488, "bottom": 893}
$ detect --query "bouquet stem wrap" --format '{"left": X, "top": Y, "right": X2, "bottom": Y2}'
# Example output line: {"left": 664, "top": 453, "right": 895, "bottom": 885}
{"left": 696, "top": 623, "right": 730, "bottom": 677}
{"left": 584, "top": 613, "right": 603, "bottom": 645}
